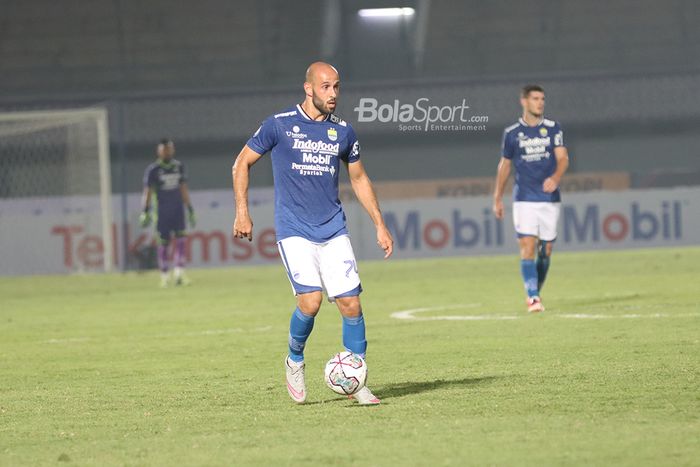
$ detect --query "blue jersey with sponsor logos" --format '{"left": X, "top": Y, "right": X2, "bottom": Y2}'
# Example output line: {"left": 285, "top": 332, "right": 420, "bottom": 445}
{"left": 502, "top": 118, "right": 565, "bottom": 202}
{"left": 246, "top": 105, "right": 361, "bottom": 242}
{"left": 143, "top": 159, "right": 187, "bottom": 219}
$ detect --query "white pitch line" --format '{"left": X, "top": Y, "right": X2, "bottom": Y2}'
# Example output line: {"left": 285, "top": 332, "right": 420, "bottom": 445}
{"left": 390, "top": 306, "right": 700, "bottom": 322}
{"left": 43, "top": 337, "right": 93, "bottom": 344}
{"left": 557, "top": 313, "right": 700, "bottom": 320}
{"left": 391, "top": 304, "right": 518, "bottom": 321}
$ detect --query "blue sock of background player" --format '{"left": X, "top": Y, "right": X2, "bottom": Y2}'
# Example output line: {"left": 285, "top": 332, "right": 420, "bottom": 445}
{"left": 520, "top": 258, "right": 539, "bottom": 298}
{"left": 288, "top": 307, "right": 315, "bottom": 363}
{"left": 536, "top": 241, "right": 551, "bottom": 292}
{"left": 342, "top": 312, "right": 367, "bottom": 358}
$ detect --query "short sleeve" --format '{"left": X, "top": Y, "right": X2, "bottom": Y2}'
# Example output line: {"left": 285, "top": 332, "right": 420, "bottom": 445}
{"left": 179, "top": 162, "right": 187, "bottom": 184}
{"left": 246, "top": 117, "right": 278, "bottom": 155}
{"left": 143, "top": 165, "right": 156, "bottom": 188}
{"left": 342, "top": 126, "right": 361, "bottom": 163}
{"left": 501, "top": 130, "right": 516, "bottom": 159}
{"left": 553, "top": 123, "right": 564, "bottom": 147}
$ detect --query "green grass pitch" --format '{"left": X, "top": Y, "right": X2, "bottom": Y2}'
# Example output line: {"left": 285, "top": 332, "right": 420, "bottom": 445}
{"left": 1, "top": 247, "right": 699, "bottom": 466}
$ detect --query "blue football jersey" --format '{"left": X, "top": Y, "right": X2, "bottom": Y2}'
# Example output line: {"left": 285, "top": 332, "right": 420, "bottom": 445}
{"left": 501, "top": 118, "right": 565, "bottom": 202}
{"left": 246, "top": 104, "right": 361, "bottom": 242}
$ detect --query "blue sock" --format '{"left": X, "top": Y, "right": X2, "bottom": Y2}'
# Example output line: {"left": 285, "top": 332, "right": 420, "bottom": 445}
{"left": 342, "top": 313, "right": 367, "bottom": 358}
{"left": 288, "top": 307, "right": 315, "bottom": 363}
{"left": 520, "top": 259, "right": 539, "bottom": 298}
{"left": 536, "top": 242, "right": 551, "bottom": 291}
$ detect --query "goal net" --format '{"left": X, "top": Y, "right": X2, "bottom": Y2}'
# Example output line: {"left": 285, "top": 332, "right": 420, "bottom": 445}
{"left": 0, "top": 108, "right": 113, "bottom": 274}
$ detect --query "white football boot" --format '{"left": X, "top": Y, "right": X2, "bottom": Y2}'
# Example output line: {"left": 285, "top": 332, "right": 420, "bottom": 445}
{"left": 285, "top": 356, "right": 306, "bottom": 403}
{"left": 159, "top": 272, "right": 170, "bottom": 288}
{"left": 173, "top": 267, "right": 191, "bottom": 286}
{"left": 352, "top": 386, "right": 380, "bottom": 405}
{"left": 527, "top": 296, "right": 545, "bottom": 313}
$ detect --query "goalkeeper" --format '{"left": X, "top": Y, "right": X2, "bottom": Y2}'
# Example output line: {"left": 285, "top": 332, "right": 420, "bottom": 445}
{"left": 140, "top": 139, "right": 196, "bottom": 287}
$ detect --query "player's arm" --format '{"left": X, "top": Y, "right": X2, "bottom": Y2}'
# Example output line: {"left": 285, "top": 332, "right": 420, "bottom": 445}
{"left": 139, "top": 185, "right": 153, "bottom": 227}
{"left": 543, "top": 146, "right": 569, "bottom": 193}
{"left": 345, "top": 160, "right": 393, "bottom": 259}
{"left": 179, "top": 182, "right": 196, "bottom": 227}
{"left": 492, "top": 157, "right": 512, "bottom": 219}
{"left": 232, "top": 144, "right": 264, "bottom": 241}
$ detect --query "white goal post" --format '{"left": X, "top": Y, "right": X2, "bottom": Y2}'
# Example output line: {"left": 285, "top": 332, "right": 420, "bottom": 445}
{"left": 0, "top": 107, "right": 114, "bottom": 273}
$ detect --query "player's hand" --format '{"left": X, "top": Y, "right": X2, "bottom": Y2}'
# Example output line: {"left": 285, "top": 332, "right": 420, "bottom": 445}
{"left": 139, "top": 211, "right": 151, "bottom": 228}
{"left": 233, "top": 214, "right": 253, "bottom": 241}
{"left": 187, "top": 206, "right": 196, "bottom": 228}
{"left": 376, "top": 224, "right": 393, "bottom": 259}
{"left": 492, "top": 198, "right": 504, "bottom": 219}
{"left": 543, "top": 177, "right": 559, "bottom": 193}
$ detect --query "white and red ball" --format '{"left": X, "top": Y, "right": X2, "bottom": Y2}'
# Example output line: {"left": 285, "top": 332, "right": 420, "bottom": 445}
{"left": 324, "top": 351, "right": 368, "bottom": 395}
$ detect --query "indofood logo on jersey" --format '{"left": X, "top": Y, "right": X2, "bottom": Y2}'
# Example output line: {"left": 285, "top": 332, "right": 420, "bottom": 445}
{"left": 354, "top": 97, "right": 488, "bottom": 132}
{"left": 518, "top": 133, "right": 551, "bottom": 161}
{"left": 291, "top": 139, "right": 339, "bottom": 154}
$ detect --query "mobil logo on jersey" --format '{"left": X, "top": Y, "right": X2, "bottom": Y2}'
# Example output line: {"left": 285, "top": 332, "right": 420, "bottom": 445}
{"left": 562, "top": 198, "right": 685, "bottom": 245}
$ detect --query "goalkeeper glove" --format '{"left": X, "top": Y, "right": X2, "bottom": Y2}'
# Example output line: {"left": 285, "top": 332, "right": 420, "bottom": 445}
{"left": 139, "top": 209, "right": 152, "bottom": 228}
{"left": 187, "top": 205, "right": 196, "bottom": 228}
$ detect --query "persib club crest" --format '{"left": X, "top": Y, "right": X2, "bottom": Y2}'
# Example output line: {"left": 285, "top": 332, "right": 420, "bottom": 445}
{"left": 539, "top": 127, "right": 548, "bottom": 137}
{"left": 327, "top": 127, "right": 338, "bottom": 141}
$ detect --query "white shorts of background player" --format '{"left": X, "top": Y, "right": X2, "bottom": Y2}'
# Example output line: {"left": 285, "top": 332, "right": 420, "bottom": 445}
{"left": 513, "top": 202, "right": 561, "bottom": 241}
{"left": 277, "top": 234, "right": 362, "bottom": 300}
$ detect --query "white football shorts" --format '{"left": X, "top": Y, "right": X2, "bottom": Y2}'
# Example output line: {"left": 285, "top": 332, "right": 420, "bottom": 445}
{"left": 277, "top": 234, "right": 362, "bottom": 299}
{"left": 512, "top": 202, "right": 561, "bottom": 241}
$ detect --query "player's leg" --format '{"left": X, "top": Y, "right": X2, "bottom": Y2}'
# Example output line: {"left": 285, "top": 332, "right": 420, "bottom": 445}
{"left": 173, "top": 230, "right": 190, "bottom": 285}
{"left": 278, "top": 237, "right": 324, "bottom": 403}
{"left": 322, "top": 235, "right": 379, "bottom": 404}
{"left": 284, "top": 290, "right": 322, "bottom": 403}
{"left": 514, "top": 202, "right": 544, "bottom": 312}
{"left": 536, "top": 203, "right": 561, "bottom": 293}
{"left": 334, "top": 295, "right": 379, "bottom": 405}
{"left": 289, "top": 291, "right": 322, "bottom": 362}
{"left": 156, "top": 229, "right": 171, "bottom": 288}
{"left": 518, "top": 235, "right": 543, "bottom": 309}
{"left": 335, "top": 295, "right": 366, "bottom": 357}
{"left": 536, "top": 240, "right": 553, "bottom": 291}
{"left": 320, "top": 235, "right": 363, "bottom": 357}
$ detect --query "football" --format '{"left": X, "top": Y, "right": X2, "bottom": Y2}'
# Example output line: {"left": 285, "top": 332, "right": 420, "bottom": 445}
{"left": 324, "top": 351, "right": 368, "bottom": 395}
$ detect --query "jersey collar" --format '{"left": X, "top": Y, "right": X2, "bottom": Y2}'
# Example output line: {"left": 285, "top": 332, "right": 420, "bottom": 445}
{"left": 519, "top": 117, "right": 544, "bottom": 127}
{"left": 297, "top": 103, "right": 330, "bottom": 122}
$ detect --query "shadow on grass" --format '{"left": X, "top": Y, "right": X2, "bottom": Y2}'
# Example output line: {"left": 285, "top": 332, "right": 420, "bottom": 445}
{"left": 303, "top": 376, "right": 501, "bottom": 406}
{"left": 376, "top": 375, "right": 499, "bottom": 400}
{"left": 559, "top": 293, "right": 641, "bottom": 306}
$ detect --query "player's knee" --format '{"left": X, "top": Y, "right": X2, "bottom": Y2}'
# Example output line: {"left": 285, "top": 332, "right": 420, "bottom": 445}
{"left": 545, "top": 242, "right": 554, "bottom": 256}
{"left": 297, "top": 292, "right": 322, "bottom": 316}
{"left": 336, "top": 296, "right": 362, "bottom": 318}
{"left": 519, "top": 245, "right": 536, "bottom": 259}
{"left": 539, "top": 241, "right": 553, "bottom": 258}
{"left": 518, "top": 236, "right": 537, "bottom": 259}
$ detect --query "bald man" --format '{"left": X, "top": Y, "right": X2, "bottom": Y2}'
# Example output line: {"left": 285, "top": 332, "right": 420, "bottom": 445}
{"left": 233, "top": 62, "right": 393, "bottom": 405}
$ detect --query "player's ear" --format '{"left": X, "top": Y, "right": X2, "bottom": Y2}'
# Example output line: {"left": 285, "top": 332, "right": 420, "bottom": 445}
{"left": 303, "top": 81, "right": 313, "bottom": 98}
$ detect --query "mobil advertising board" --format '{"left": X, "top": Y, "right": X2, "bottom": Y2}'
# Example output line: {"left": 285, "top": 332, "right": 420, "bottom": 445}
{"left": 0, "top": 187, "right": 698, "bottom": 275}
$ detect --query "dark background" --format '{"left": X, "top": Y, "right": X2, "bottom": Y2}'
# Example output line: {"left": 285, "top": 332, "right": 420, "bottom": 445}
{"left": 1, "top": 0, "right": 699, "bottom": 195}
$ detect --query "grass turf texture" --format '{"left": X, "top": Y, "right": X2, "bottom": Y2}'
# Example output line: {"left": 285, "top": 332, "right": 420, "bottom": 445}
{"left": 1, "top": 247, "right": 698, "bottom": 466}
